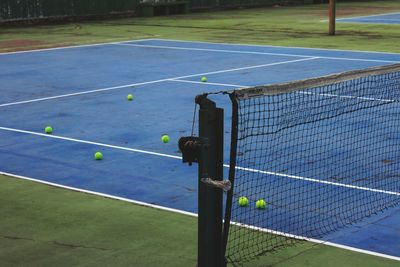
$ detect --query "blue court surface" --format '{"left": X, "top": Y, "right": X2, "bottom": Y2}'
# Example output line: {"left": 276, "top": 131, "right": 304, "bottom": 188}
{"left": 337, "top": 12, "right": 400, "bottom": 24}
{"left": 1, "top": 39, "right": 400, "bottom": 261}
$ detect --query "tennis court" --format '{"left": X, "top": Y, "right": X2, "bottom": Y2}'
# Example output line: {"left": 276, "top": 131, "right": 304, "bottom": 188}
{"left": 337, "top": 12, "right": 400, "bottom": 24}
{"left": 1, "top": 38, "right": 400, "bottom": 262}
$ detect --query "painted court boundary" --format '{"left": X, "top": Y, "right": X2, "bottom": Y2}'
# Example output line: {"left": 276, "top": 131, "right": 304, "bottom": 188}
{"left": 2, "top": 37, "right": 400, "bottom": 56}
{"left": 1, "top": 170, "right": 399, "bottom": 262}
{"left": 115, "top": 42, "right": 400, "bottom": 64}
{"left": 0, "top": 125, "right": 398, "bottom": 197}
{"left": 153, "top": 38, "right": 400, "bottom": 56}
{"left": 337, "top": 12, "right": 400, "bottom": 21}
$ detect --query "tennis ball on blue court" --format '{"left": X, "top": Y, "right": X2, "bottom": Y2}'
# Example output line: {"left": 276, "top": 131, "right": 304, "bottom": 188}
{"left": 238, "top": 196, "right": 249, "bottom": 207}
{"left": 127, "top": 94, "right": 134, "bottom": 101}
{"left": 161, "top": 135, "right": 170, "bottom": 144}
{"left": 94, "top": 152, "right": 103, "bottom": 160}
{"left": 201, "top": 76, "right": 207, "bottom": 82}
{"left": 44, "top": 126, "right": 53, "bottom": 134}
{"left": 255, "top": 199, "right": 267, "bottom": 209}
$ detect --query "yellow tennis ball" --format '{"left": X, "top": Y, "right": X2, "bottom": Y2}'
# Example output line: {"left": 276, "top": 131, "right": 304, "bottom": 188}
{"left": 44, "top": 126, "right": 53, "bottom": 134}
{"left": 238, "top": 196, "right": 249, "bottom": 207}
{"left": 127, "top": 94, "right": 133, "bottom": 101}
{"left": 256, "top": 199, "right": 267, "bottom": 209}
{"left": 161, "top": 135, "right": 170, "bottom": 143}
{"left": 94, "top": 152, "right": 103, "bottom": 160}
{"left": 201, "top": 76, "right": 207, "bottom": 82}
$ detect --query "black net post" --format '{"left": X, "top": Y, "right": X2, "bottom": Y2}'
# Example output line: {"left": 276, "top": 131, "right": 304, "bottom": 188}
{"left": 196, "top": 94, "right": 225, "bottom": 267}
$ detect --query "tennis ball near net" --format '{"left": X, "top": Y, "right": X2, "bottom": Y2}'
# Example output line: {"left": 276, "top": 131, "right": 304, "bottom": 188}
{"left": 127, "top": 94, "right": 134, "bottom": 101}
{"left": 255, "top": 199, "right": 267, "bottom": 209}
{"left": 161, "top": 135, "right": 170, "bottom": 143}
{"left": 94, "top": 152, "right": 103, "bottom": 160}
{"left": 44, "top": 126, "right": 53, "bottom": 134}
{"left": 201, "top": 77, "right": 207, "bottom": 82}
{"left": 238, "top": 196, "right": 249, "bottom": 207}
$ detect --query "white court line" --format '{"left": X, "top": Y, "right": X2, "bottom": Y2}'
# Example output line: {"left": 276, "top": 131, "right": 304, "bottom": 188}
{"left": 115, "top": 42, "right": 400, "bottom": 64}
{"left": 339, "top": 19, "right": 400, "bottom": 22}
{"left": 337, "top": 19, "right": 400, "bottom": 24}
{"left": 1, "top": 170, "right": 400, "bottom": 262}
{"left": 322, "top": 12, "right": 400, "bottom": 23}
{"left": 0, "top": 126, "right": 181, "bottom": 160}
{"left": 153, "top": 38, "right": 400, "bottom": 56}
{"left": 230, "top": 221, "right": 400, "bottom": 262}
{"left": 0, "top": 38, "right": 156, "bottom": 55}
{"left": 168, "top": 79, "right": 247, "bottom": 88}
{"left": 2, "top": 37, "right": 400, "bottom": 56}
{"left": 337, "top": 12, "right": 400, "bottom": 20}
{"left": 174, "top": 57, "right": 319, "bottom": 79}
{"left": 298, "top": 91, "right": 397, "bottom": 103}
{"left": 171, "top": 79, "right": 398, "bottom": 104}
{"left": 0, "top": 79, "right": 166, "bottom": 108}
{"left": 234, "top": 166, "right": 400, "bottom": 196}
{"left": 0, "top": 57, "right": 317, "bottom": 108}
{"left": 0, "top": 171, "right": 197, "bottom": 217}
{"left": 0, "top": 125, "right": 399, "bottom": 196}
{"left": 367, "top": 19, "right": 400, "bottom": 22}
{"left": 116, "top": 42, "right": 312, "bottom": 58}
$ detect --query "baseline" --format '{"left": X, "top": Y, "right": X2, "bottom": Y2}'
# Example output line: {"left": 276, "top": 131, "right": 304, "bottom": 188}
{"left": 116, "top": 42, "right": 399, "bottom": 64}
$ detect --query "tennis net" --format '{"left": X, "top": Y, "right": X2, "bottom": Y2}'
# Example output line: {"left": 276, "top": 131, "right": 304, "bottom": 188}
{"left": 221, "top": 64, "right": 400, "bottom": 264}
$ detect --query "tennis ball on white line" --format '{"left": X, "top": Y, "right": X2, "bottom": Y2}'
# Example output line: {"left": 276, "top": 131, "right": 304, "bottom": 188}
{"left": 45, "top": 126, "right": 53, "bottom": 134}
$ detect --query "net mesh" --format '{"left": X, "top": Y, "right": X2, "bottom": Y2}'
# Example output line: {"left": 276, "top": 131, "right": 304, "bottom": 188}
{"left": 223, "top": 65, "right": 400, "bottom": 264}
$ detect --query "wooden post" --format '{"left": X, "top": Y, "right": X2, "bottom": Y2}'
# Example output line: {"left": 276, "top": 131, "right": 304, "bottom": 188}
{"left": 329, "top": 0, "right": 336, "bottom": 35}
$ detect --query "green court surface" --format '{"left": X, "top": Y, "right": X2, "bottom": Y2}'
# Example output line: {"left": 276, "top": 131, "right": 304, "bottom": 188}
{"left": 0, "top": 174, "right": 398, "bottom": 267}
